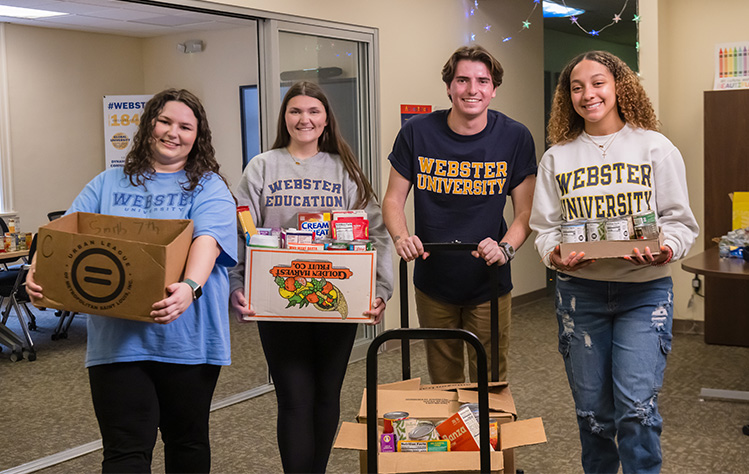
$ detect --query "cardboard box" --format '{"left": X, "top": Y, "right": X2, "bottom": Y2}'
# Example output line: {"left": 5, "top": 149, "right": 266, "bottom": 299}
{"left": 560, "top": 233, "right": 663, "bottom": 260}
{"left": 34, "top": 212, "right": 193, "bottom": 322}
{"left": 245, "top": 247, "right": 377, "bottom": 323}
{"left": 333, "top": 378, "right": 547, "bottom": 473}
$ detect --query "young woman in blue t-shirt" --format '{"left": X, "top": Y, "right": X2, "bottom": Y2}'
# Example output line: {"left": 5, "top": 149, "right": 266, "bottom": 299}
{"left": 26, "top": 89, "right": 237, "bottom": 473}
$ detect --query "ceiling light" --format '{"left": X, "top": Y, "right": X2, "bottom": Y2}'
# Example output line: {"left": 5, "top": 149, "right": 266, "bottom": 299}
{"left": 542, "top": 1, "right": 585, "bottom": 18}
{"left": 0, "top": 5, "right": 68, "bottom": 19}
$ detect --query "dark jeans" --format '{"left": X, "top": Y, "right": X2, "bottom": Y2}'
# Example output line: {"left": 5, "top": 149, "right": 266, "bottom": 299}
{"left": 258, "top": 321, "right": 357, "bottom": 473}
{"left": 88, "top": 361, "right": 221, "bottom": 474}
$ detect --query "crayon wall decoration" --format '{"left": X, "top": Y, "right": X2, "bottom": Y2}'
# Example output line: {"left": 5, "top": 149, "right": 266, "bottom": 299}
{"left": 714, "top": 42, "right": 749, "bottom": 90}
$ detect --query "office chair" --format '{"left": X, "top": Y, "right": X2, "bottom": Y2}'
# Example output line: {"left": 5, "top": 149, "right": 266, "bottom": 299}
{"left": 0, "top": 234, "right": 38, "bottom": 361}
{"left": 47, "top": 210, "right": 65, "bottom": 221}
{"left": 45, "top": 210, "right": 78, "bottom": 341}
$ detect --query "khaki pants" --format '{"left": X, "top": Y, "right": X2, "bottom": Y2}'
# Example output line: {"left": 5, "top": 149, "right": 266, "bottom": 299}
{"left": 414, "top": 288, "right": 511, "bottom": 384}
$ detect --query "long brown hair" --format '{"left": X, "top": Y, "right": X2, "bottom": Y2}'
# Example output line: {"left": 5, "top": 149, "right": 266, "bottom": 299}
{"left": 124, "top": 88, "right": 229, "bottom": 192}
{"left": 547, "top": 50, "right": 658, "bottom": 145}
{"left": 272, "top": 81, "right": 376, "bottom": 209}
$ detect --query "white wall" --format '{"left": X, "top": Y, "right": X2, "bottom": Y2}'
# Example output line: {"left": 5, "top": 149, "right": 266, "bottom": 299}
{"left": 142, "top": 25, "right": 259, "bottom": 187}
{"left": 639, "top": 0, "right": 749, "bottom": 322}
{"left": 5, "top": 25, "right": 143, "bottom": 230}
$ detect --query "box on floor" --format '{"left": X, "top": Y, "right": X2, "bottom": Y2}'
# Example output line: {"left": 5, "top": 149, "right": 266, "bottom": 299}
{"left": 334, "top": 378, "right": 547, "bottom": 473}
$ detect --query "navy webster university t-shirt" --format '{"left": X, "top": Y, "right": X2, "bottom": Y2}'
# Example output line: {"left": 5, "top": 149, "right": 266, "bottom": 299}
{"left": 388, "top": 109, "right": 537, "bottom": 305}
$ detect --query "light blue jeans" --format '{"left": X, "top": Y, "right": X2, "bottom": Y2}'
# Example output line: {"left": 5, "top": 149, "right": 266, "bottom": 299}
{"left": 555, "top": 274, "right": 673, "bottom": 474}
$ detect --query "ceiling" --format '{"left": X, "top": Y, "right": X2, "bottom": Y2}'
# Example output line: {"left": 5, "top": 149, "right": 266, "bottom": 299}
{"left": 543, "top": 0, "right": 638, "bottom": 46}
{"left": 0, "top": 0, "right": 251, "bottom": 37}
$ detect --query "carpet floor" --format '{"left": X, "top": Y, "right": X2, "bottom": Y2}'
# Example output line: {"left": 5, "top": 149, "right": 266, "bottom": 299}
{"left": 1, "top": 296, "right": 747, "bottom": 473}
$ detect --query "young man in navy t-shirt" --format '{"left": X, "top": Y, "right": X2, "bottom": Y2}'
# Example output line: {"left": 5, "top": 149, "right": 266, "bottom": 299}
{"left": 382, "top": 45, "right": 537, "bottom": 383}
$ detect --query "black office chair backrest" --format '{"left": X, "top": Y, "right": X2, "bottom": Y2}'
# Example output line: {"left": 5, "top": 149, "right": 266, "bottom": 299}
{"left": 47, "top": 211, "right": 66, "bottom": 222}
{"left": 0, "top": 217, "right": 8, "bottom": 234}
{"left": 28, "top": 233, "right": 37, "bottom": 261}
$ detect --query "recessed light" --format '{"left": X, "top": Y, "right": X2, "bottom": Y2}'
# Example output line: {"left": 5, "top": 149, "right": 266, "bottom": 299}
{"left": 542, "top": 1, "right": 585, "bottom": 18}
{"left": 0, "top": 6, "right": 68, "bottom": 19}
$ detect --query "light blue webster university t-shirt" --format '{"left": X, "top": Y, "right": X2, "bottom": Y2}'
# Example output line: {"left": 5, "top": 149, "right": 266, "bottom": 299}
{"left": 67, "top": 167, "right": 237, "bottom": 367}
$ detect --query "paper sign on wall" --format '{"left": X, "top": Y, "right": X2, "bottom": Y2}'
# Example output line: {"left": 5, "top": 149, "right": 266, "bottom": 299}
{"left": 103, "top": 95, "right": 152, "bottom": 169}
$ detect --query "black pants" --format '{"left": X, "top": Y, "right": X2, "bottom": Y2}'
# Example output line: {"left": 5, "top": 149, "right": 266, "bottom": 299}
{"left": 258, "top": 321, "right": 357, "bottom": 473}
{"left": 88, "top": 361, "right": 221, "bottom": 474}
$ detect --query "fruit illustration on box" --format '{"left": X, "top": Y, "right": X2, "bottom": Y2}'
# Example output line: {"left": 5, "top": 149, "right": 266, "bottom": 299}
{"left": 274, "top": 276, "right": 349, "bottom": 319}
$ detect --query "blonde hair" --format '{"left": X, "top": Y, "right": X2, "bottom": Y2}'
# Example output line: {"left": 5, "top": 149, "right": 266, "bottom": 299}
{"left": 547, "top": 51, "right": 658, "bottom": 145}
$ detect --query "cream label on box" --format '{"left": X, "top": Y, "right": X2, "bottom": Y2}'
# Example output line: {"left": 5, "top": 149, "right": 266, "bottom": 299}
{"left": 247, "top": 248, "right": 376, "bottom": 323}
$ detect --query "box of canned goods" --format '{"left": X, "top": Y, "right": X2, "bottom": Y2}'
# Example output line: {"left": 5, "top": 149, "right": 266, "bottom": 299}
{"left": 560, "top": 229, "right": 662, "bottom": 260}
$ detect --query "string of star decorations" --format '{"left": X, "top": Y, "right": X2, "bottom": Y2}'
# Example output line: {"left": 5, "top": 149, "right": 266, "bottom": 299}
{"left": 467, "top": 0, "right": 638, "bottom": 47}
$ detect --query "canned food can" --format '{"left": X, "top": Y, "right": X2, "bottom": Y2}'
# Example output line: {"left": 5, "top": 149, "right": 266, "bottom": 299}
{"left": 633, "top": 210, "right": 659, "bottom": 239}
{"left": 383, "top": 411, "right": 409, "bottom": 439}
{"left": 561, "top": 221, "right": 586, "bottom": 243}
{"left": 325, "top": 241, "right": 350, "bottom": 250}
{"left": 408, "top": 421, "right": 437, "bottom": 440}
{"left": 586, "top": 218, "right": 606, "bottom": 241}
{"left": 348, "top": 239, "right": 372, "bottom": 251}
{"left": 605, "top": 217, "right": 631, "bottom": 240}
{"left": 3, "top": 233, "right": 10, "bottom": 252}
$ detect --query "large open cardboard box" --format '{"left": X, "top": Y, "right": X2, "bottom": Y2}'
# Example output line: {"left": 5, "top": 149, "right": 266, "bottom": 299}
{"left": 334, "top": 378, "right": 547, "bottom": 473}
{"left": 245, "top": 247, "right": 377, "bottom": 323}
{"left": 34, "top": 212, "right": 193, "bottom": 322}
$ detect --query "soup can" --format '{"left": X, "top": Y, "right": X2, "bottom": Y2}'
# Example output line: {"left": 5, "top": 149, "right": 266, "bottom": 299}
{"left": 605, "top": 216, "right": 632, "bottom": 241}
{"left": 408, "top": 421, "right": 438, "bottom": 440}
{"left": 561, "top": 221, "right": 586, "bottom": 243}
{"left": 384, "top": 411, "right": 409, "bottom": 441}
{"left": 585, "top": 218, "right": 606, "bottom": 241}
{"left": 633, "top": 210, "right": 659, "bottom": 239}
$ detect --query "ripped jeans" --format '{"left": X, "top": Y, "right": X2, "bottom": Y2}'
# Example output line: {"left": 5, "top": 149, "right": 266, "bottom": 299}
{"left": 555, "top": 274, "right": 673, "bottom": 474}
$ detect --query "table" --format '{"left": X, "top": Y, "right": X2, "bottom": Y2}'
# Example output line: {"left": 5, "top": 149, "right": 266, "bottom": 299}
{"left": 681, "top": 247, "right": 749, "bottom": 435}
{"left": 0, "top": 249, "right": 30, "bottom": 262}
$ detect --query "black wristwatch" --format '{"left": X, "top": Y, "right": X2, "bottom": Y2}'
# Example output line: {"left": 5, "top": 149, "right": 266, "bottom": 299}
{"left": 498, "top": 242, "right": 515, "bottom": 262}
{"left": 183, "top": 278, "right": 202, "bottom": 301}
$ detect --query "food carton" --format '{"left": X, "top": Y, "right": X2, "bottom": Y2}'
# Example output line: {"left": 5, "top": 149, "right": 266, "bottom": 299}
{"left": 34, "top": 212, "right": 193, "bottom": 322}
{"left": 334, "top": 378, "right": 546, "bottom": 473}
{"left": 245, "top": 247, "right": 377, "bottom": 323}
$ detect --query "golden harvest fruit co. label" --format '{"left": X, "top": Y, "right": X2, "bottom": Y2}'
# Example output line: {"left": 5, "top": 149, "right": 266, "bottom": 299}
{"left": 246, "top": 248, "right": 377, "bottom": 323}
{"left": 270, "top": 260, "right": 353, "bottom": 319}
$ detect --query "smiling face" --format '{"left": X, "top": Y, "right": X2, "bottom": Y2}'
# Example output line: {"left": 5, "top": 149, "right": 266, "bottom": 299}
{"left": 150, "top": 100, "right": 198, "bottom": 172}
{"left": 284, "top": 94, "right": 328, "bottom": 150}
{"left": 446, "top": 59, "right": 497, "bottom": 122}
{"left": 569, "top": 59, "right": 624, "bottom": 135}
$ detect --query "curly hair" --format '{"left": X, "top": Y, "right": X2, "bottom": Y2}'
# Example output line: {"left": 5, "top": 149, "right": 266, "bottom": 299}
{"left": 441, "top": 44, "right": 504, "bottom": 89}
{"left": 123, "top": 88, "right": 228, "bottom": 192}
{"left": 272, "top": 81, "right": 376, "bottom": 209}
{"left": 547, "top": 51, "right": 658, "bottom": 145}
